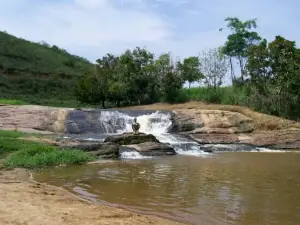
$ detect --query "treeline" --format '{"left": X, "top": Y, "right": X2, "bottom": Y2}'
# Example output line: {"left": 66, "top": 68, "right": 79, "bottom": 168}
{"left": 1, "top": 17, "right": 299, "bottom": 119}
{"left": 75, "top": 48, "right": 209, "bottom": 107}
{"left": 219, "top": 17, "right": 300, "bottom": 119}
{"left": 76, "top": 17, "right": 300, "bottom": 119}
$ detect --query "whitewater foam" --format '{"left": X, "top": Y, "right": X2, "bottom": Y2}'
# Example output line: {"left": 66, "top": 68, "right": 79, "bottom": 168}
{"left": 120, "top": 151, "right": 153, "bottom": 159}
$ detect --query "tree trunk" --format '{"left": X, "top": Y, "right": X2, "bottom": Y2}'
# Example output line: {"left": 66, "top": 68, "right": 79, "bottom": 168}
{"left": 229, "top": 57, "right": 235, "bottom": 83}
{"left": 102, "top": 100, "right": 105, "bottom": 109}
{"left": 238, "top": 57, "right": 244, "bottom": 82}
{"left": 189, "top": 82, "right": 191, "bottom": 89}
{"left": 117, "top": 100, "right": 120, "bottom": 107}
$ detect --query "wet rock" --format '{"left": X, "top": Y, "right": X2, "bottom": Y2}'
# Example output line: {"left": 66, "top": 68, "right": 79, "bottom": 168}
{"left": 66, "top": 120, "right": 80, "bottom": 134}
{"left": 104, "top": 133, "right": 159, "bottom": 145}
{"left": 200, "top": 144, "right": 254, "bottom": 153}
{"left": 189, "top": 133, "right": 240, "bottom": 144}
{"left": 124, "top": 142, "right": 176, "bottom": 156}
{"left": 58, "top": 141, "right": 119, "bottom": 158}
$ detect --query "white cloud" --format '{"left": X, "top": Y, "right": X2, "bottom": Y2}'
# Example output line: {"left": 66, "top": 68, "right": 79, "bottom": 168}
{"left": 0, "top": 0, "right": 299, "bottom": 62}
{"left": 0, "top": 0, "right": 172, "bottom": 61}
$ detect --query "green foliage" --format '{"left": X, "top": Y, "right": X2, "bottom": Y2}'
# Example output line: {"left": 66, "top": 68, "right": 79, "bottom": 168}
{"left": 0, "top": 31, "right": 93, "bottom": 106}
{"left": 0, "top": 99, "right": 27, "bottom": 105}
{"left": 0, "top": 130, "right": 25, "bottom": 138}
{"left": 75, "top": 49, "right": 184, "bottom": 105}
{"left": 182, "top": 86, "right": 248, "bottom": 105}
{"left": 0, "top": 132, "right": 95, "bottom": 168}
{"left": 221, "top": 17, "right": 262, "bottom": 82}
{"left": 161, "top": 72, "right": 183, "bottom": 102}
{"left": 4, "top": 146, "right": 94, "bottom": 169}
{"left": 0, "top": 137, "right": 44, "bottom": 156}
{"left": 247, "top": 35, "right": 300, "bottom": 118}
{"left": 177, "top": 56, "right": 203, "bottom": 88}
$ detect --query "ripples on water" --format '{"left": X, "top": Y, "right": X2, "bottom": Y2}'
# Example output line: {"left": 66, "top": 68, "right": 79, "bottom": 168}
{"left": 35, "top": 152, "right": 300, "bottom": 225}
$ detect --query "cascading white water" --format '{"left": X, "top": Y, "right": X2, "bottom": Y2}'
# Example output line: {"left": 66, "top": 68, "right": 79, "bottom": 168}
{"left": 97, "top": 110, "right": 208, "bottom": 158}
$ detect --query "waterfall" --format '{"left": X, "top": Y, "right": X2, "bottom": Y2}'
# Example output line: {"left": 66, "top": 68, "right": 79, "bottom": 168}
{"left": 66, "top": 110, "right": 208, "bottom": 158}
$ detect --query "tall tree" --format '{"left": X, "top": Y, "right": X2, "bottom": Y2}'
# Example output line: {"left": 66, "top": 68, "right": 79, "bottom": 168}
{"left": 177, "top": 56, "right": 203, "bottom": 88}
{"left": 221, "top": 17, "right": 261, "bottom": 82}
{"left": 200, "top": 48, "right": 229, "bottom": 90}
{"left": 247, "top": 36, "right": 300, "bottom": 117}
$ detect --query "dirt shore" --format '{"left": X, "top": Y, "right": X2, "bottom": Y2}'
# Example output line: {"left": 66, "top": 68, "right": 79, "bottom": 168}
{"left": 0, "top": 168, "right": 184, "bottom": 225}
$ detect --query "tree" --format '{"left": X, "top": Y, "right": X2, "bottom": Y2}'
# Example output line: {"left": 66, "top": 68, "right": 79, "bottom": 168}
{"left": 221, "top": 17, "right": 262, "bottom": 82}
{"left": 75, "top": 72, "right": 103, "bottom": 105}
{"left": 247, "top": 39, "right": 271, "bottom": 94}
{"left": 161, "top": 71, "right": 183, "bottom": 102}
{"left": 177, "top": 56, "right": 203, "bottom": 88}
{"left": 154, "top": 53, "right": 174, "bottom": 94}
{"left": 200, "top": 48, "right": 229, "bottom": 90}
{"left": 247, "top": 36, "right": 300, "bottom": 118}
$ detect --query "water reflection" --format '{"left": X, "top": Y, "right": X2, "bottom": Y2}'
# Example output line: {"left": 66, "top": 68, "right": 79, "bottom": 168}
{"left": 35, "top": 153, "right": 300, "bottom": 225}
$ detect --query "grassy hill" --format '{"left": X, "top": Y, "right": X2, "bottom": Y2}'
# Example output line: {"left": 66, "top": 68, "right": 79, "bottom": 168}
{"left": 0, "top": 31, "right": 94, "bottom": 106}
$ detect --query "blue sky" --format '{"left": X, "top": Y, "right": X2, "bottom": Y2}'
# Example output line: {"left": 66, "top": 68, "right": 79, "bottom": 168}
{"left": 0, "top": 0, "right": 299, "bottom": 63}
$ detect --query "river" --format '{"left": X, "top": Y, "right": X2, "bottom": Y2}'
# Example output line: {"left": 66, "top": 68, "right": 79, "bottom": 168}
{"left": 34, "top": 152, "right": 300, "bottom": 225}
{"left": 35, "top": 110, "right": 300, "bottom": 224}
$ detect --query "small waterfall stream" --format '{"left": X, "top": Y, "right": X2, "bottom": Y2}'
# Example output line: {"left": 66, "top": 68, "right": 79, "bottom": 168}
{"left": 65, "top": 110, "right": 208, "bottom": 158}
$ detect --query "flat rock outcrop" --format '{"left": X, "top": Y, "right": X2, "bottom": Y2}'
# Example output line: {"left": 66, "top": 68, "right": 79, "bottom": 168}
{"left": 104, "top": 133, "right": 158, "bottom": 145}
{"left": 123, "top": 142, "right": 176, "bottom": 156}
{"left": 172, "top": 109, "right": 254, "bottom": 134}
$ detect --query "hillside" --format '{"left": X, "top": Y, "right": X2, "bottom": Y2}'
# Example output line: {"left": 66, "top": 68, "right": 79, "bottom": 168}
{"left": 0, "top": 31, "right": 94, "bottom": 106}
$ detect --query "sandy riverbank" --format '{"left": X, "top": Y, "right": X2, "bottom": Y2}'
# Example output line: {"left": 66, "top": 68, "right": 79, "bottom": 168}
{"left": 0, "top": 168, "right": 184, "bottom": 225}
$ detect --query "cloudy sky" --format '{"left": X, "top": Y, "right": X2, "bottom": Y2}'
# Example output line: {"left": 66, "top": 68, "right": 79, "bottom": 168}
{"left": 0, "top": 0, "right": 299, "bottom": 63}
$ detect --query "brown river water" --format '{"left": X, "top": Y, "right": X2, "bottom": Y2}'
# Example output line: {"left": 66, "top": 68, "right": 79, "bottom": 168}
{"left": 34, "top": 152, "right": 300, "bottom": 225}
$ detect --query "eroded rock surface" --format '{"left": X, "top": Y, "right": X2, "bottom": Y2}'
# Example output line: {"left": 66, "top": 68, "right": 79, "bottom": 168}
{"left": 123, "top": 142, "right": 176, "bottom": 156}
{"left": 0, "top": 105, "right": 64, "bottom": 133}
{"left": 172, "top": 109, "right": 254, "bottom": 134}
{"left": 58, "top": 141, "right": 119, "bottom": 158}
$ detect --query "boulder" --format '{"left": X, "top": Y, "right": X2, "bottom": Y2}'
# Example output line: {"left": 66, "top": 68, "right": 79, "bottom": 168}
{"left": 104, "top": 133, "right": 158, "bottom": 145}
{"left": 170, "top": 112, "right": 204, "bottom": 132}
{"left": 124, "top": 142, "right": 176, "bottom": 156}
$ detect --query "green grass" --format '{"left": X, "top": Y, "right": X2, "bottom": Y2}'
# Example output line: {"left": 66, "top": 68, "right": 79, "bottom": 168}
{"left": 180, "top": 86, "right": 250, "bottom": 105}
{"left": 0, "top": 131, "right": 95, "bottom": 168}
{"left": 0, "top": 99, "right": 27, "bottom": 105}
{"left": 0, "top": 130, "right": 26, "bottom": 138}
{"left": 3, "top": 145, "right": 94, "bottom": 169}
